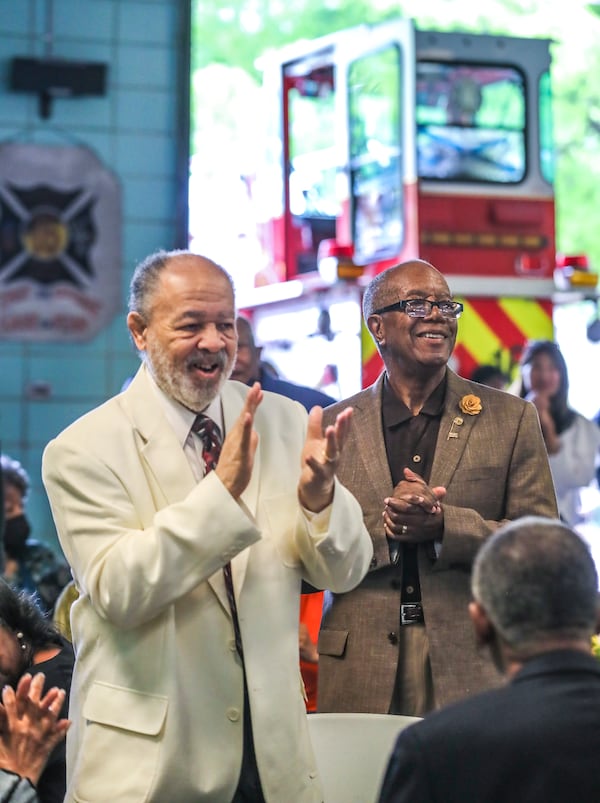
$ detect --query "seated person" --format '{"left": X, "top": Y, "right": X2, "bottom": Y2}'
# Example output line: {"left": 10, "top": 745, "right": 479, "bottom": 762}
{"left": 378, "top": 515, "right": 600, "bottom": 803}
{"left": 1, "top": 457, "right": 70, "bottom": 615}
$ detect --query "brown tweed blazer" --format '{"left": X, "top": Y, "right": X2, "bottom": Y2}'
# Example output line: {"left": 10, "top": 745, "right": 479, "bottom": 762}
{"left": 318, "top": 369, "right": 558, "bottom": 713}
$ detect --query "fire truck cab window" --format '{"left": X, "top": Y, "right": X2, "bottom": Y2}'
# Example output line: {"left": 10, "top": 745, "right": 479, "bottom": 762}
{"left": 416, "top": 61, "right": 526, "bottom": 183}
{"left": 285, "top": 65, "right": 338, "bottom": 274}
{"left": 348, "top": 45, "right": 403, "bottom": 263}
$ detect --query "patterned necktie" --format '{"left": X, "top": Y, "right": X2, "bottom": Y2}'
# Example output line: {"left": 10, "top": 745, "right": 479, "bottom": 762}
{"left": 192, "top": 414, "right": 244, "bottom": 659}
{"left": 191, "top": 414, "right": 222, "bottom": 474}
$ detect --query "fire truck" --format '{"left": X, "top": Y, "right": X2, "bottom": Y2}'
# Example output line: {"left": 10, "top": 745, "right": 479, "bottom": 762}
{"left": 234, "top": 21, "right": 596, "bottom": 398}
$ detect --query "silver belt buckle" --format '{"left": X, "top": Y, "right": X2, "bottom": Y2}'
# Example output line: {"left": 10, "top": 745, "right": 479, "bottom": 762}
{"left": 400, "top": 602, "right": 424, "bottom": 625}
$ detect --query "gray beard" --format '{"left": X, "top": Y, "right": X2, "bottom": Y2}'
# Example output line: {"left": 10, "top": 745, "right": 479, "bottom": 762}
{"left": 144, "top": 350, "right": 233, "bottom": 413}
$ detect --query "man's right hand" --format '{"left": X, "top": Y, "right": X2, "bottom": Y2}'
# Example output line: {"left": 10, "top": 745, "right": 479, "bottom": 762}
{"left": 215, "top": 382, "right": 263, "bottom": 498}
{"left": 383, "top": 467, "right": 446, "bottom": 542}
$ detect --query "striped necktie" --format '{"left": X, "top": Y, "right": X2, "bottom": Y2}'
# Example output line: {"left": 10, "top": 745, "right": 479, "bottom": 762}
{"left": 192, "top": 414, "right": 244, "bottom": 659}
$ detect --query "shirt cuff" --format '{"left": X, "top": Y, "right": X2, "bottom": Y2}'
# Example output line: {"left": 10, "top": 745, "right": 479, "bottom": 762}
{"left": 301, "top": 502, "right": 333, "bottom": 536}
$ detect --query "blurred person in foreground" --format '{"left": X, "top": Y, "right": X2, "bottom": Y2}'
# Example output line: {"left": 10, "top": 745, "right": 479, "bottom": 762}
{"left": 319, "top": 259, "right": 558, "bottom": 717}
{"left": 41, "top": 249, "right": 372, "bottom": 802}
{"left": 378, "top": 515, "right": 600, "bottom": 803}
{"left": 232, "top": 315, "right": 336, "bottom": 712}
{"left": 0, "top": 673, "right": 69, "bottom": 803}
{"left": 0, "top": 581, "right": 73, "bottom": 803}
{"left": 514, "top": 339, "right": 600, "bottom": 526}
{"left": 0, "top": 457, "right": 70, "bottom": 616}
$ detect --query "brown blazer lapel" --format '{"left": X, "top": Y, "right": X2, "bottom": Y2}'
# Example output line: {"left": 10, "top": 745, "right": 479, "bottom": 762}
{"left": 350, "top": 375, "right": 394, "bottom": 494}
{"left": 430, "top": 371, "right": 480, "bottom": 489}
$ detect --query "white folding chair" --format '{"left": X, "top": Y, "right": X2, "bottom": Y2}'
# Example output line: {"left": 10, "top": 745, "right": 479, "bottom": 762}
{"left": 307, "top": 712, "right": 421, "bottom": 803}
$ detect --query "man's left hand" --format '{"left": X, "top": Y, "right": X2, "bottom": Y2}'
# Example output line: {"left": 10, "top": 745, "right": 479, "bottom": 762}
{"left": 383, "top": 467, "right": 446, "bottom": 542}
{"left": 298, "top": 406, "right": 353, "bottom": 513}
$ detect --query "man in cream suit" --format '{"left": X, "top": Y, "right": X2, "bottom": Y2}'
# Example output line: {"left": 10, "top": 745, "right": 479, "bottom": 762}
{"left": 42, "top": 250, "right": 372, "bottom": 802}
{"left": 318, "top": 259, "right": 558, "bottom": 717}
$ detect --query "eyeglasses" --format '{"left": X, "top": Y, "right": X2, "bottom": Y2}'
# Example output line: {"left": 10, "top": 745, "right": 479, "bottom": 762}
{"left": 372, "top": 299, "right": 464, "bottom": 319}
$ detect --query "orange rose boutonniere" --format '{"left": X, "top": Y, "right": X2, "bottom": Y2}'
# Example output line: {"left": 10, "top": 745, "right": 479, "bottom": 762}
{"left": 459, "top": 394, "right": 482, "bottom": 416}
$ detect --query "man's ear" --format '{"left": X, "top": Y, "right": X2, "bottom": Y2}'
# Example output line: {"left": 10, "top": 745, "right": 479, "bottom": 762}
{"left": 127, "top": 311, "right": 147, "bottom": 351}
{"left": 468, "top": 600, "right": 495, "bottom": 647}
{"left": 367, "top": 315, "right": 384, "bottom": 346}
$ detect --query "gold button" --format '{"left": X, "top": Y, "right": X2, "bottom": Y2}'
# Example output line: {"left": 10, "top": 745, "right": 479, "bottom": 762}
{"left": 412, "top": 455, "right": 421, "bottom": 463}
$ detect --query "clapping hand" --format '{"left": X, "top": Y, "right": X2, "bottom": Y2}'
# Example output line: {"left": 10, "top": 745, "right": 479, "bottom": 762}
{"left": 383, "top": 467, "right": 446, "bottom": 542}
{"left": 0, "top": 672, "right": 71, "bottom": 786}
{"left": 298, "top": 406, "right": 353, "bottom": 513}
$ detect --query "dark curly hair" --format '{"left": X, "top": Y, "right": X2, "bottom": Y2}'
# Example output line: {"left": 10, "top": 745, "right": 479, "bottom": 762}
{"left": 0, "top": 578, "right": 62, "bottom": 650}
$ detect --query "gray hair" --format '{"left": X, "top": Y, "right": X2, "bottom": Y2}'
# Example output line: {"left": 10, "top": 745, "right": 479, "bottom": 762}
{"left": 471, "top": 516, "right": 599, "bottom": 649}
{"left": 128, "top": 249, "right": 235, "bottom": 323}
{"left": 0, "top": 455, "right": 30, "bottom": 502}
{"left": 362, "top": 266, "right": 398, "bottom": 322}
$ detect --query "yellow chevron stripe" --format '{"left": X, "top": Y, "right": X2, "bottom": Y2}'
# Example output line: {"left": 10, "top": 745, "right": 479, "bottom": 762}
{"left": 361, "top": 320, "right": 377, "bottom": 363}
{"left": 455, "top": 298, "right": 503, "bottom": 364}
{"left": 498, "top": 298, "right": 554, "bottom": 340}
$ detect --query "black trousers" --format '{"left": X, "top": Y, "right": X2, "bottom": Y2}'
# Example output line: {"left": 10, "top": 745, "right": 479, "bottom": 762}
{"left": 231, "top": 675, "right": 265, "bottom": 803}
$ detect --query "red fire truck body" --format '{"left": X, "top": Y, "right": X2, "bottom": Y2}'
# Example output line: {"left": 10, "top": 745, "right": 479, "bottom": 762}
{"left": 238, "top": 22, "right": 560, "bottom": 395}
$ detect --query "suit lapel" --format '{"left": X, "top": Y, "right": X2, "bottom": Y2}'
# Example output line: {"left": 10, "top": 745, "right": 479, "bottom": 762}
{"left": 351, "top": 375, "right": 394, "bottom": 493}
{"left": 126, "top": 370, "right": 254, "bottom": 615}
{"left": 125, "top": 366, "right": 197, "bottom": 504}
{"left": 220, "top": 382, "right": 256, "bottom": 596}
{"left": 430, "top": 370, "right": 479, "bottom": 488}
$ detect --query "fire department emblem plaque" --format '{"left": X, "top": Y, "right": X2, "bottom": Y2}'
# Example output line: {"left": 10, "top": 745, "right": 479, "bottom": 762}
{"left": 0, "top": 142, "right": 121, "bottom": 341}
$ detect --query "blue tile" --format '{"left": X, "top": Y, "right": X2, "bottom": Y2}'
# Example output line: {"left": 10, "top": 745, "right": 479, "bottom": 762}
{"left": 115, "top": 131, "right": 174, "bottom": 175}
{"left": 0, "top": 2, "right": 32, "bottom": 35}
{"left": 0, "top": 400, "right": 24, "bottom": 446}
{"left": 0, "top": 90, "right": 37, "bottom": 123}
{"left": 52, "top": 0, "right": 116, "bottom": 42}
{"left": 116, "top": 44, "right": 175, "bottom": 89}
{"left": 115, "top": 87, "right": 176, "bottom": 133}
{"left": 118, "top": 2, "right": 178, "bottom": 45}
{"left": 0, "top": 34, "right": 31, "bottom": 58}
{"left": 27, "top": 400, "right": 99, "bottom": 444}
{"left": 124, "top": 221, "right": 179, "bottom": 266}
{"left": 48, "top": 95, "right": 113, "bottom": 129}
{"left": 27, "top": 356, "right": 108, "bottom": 398}
{"left": 0, "top": 353, "right": 25, "bottom": 395}
{"left": 123, "top": 175, "right": 178, "bottom": 220}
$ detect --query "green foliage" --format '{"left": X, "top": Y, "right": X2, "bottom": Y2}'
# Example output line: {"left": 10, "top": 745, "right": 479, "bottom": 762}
{"left": 192, "top": 0, "right": 400, "bottom": 78}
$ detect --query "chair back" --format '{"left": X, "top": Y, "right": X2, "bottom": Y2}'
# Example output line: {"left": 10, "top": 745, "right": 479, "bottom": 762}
{"left": 307, "top": 712, "right": 421, "bottom": 803}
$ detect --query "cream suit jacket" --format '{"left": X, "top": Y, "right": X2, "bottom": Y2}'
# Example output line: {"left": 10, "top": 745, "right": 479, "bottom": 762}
{"left": 42, "top": 366, "right": 372, "bottom": 803}
{"left": 318, "top": 369, "right": 558, "bottom": 713}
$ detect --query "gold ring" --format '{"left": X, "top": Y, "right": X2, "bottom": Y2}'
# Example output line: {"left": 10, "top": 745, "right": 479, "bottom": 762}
{"left": 322, "top": 451, "right": 339, "bottom": 464}
{"left": 401, "top": 524, "right": 408, "bottom": 535}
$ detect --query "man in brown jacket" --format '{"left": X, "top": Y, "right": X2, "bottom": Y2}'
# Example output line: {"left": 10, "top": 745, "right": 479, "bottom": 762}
{"left": 318, "top": 259, "right": 558, "bottom": 716}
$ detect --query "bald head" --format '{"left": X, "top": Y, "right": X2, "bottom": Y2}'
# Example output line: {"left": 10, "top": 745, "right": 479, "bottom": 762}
{"left": 362, "top": 260, "right": 448, "bottom": 322}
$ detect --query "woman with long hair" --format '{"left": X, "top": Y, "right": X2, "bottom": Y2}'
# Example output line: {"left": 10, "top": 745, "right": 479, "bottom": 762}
{"left": 516, "top": 339, "right": 600, "bottom": 525}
